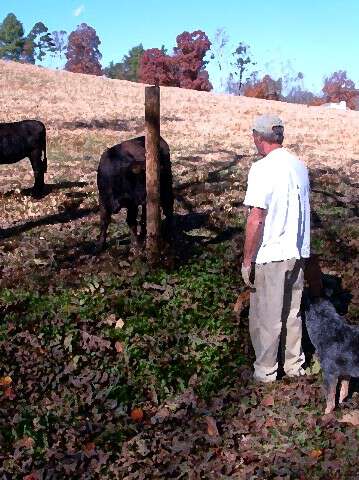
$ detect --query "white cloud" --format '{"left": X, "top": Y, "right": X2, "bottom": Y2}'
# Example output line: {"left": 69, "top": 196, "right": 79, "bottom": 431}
{"left": 73, "top": 4, "right": 85, "bottom": 17}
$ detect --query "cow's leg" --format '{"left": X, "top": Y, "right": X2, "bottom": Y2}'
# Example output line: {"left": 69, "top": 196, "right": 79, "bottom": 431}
{"left": 323, "top": 372, "right": 338, "bottom": 414}
{"left": 29, "top": 148, "right": 45, "bottom": 197}
{"left": 126, "top": 204, "right": 139, "bottom": 248}
{"left": 98, "top": 202, "right": 111, "bottom": 250}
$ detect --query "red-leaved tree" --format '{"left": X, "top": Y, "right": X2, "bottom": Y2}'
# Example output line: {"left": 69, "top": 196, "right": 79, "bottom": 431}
{"left": 138, "top": 48, "right": 180, "bottom": 86}
{"left": 322, "top": 71, "right": 359, "bottom": 110}
{"left": 243, "top": 74, "right": 282, "bottom": 100}
{"left": 138, "top": 30, "right": 212, "bottom": 91}
{"left": 308, "top": 70, "right": 359, "bottom": 110}
{"left": 65, "top": 23, "right": 102, "bottom": 75}
{"left": 174, "top": 30, "right": 212, "bottom": 90}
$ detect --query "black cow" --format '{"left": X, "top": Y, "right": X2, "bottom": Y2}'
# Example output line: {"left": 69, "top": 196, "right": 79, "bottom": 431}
{"left": 97, "top": 136, "right": 174, "bottom": 250}
{"left": 0, "top": 120, "right": 47, "bottom": 197}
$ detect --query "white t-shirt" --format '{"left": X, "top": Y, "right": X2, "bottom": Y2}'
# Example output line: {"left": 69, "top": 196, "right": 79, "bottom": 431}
{"left": 243, "top": 147, "right": 310, "bottom": 264}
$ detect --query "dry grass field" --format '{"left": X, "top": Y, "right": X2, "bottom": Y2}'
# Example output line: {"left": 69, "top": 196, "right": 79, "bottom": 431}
{"left": 1, "top": 59, "right": 359, "bottom": 184}
{"left": 0, "top": 60, "right": 359, "bottom": 479}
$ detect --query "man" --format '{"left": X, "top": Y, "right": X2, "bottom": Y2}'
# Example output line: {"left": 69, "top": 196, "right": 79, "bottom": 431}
{"left": 242, "top": 114, "right": 310, "bottom": 383}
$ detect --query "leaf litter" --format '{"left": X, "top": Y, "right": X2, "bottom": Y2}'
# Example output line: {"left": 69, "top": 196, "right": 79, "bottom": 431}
{"left": 0, "top": 128, "right": 358, "bottom": 478}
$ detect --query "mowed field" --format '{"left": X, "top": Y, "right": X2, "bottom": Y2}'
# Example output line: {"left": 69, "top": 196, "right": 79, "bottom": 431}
{"left": 1, "top": 60, "right": 359, "bottom": 478}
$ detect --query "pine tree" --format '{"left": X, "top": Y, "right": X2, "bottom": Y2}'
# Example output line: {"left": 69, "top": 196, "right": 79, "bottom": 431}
{"left": 0, "top": 13, "right": 25, "bottom": 61}
{"left": 104, "top": 44, "right": 145, "bottom": 81}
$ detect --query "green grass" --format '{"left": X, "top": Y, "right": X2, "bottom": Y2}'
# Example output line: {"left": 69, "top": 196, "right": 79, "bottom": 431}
{"left": 0, "top": 243, "right": 246, "bottom": 407}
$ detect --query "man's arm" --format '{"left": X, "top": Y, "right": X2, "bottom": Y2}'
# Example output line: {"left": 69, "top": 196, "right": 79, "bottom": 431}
{"left": 243, "top": 207, "right": 267, "bottom": 266}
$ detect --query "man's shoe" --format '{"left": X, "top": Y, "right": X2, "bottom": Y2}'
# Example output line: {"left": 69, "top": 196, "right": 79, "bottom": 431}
{"left": 253, "top": 373, "right": 276, "bottom": 384}
{"left": 286, "top": 367, "right": 306, "bottom": 378}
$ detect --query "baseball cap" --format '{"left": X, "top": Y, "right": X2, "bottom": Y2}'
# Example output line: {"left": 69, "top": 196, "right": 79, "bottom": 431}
{"left": 253, "top": 115, "right": 284, "bottom": 135}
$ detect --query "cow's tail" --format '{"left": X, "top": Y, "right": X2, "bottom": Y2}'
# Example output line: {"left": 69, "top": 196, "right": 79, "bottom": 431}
{"left": 42, "top": 123, "right": 47, "bottom": 173}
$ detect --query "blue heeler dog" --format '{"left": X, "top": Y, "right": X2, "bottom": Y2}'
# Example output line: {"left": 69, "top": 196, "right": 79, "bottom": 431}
{"left": 305, "top": 298, "right": 359, "bottom": 414}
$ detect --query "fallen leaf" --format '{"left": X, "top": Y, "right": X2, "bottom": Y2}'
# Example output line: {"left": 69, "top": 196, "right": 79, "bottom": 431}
{"left": 205, "top": 416, "right": 219, "bottom": 437}
{"left": 264, "top": 416, "right": 275, "bottom": 428}
{"left": 83, "top": 442, "right": 96, "bottom": 456}
{"left": 151, "top": 407, "right": 170, "bottom": 424}
{"left": 308, "top": 449, "right": 323, "bottom": 459}
{"left": 320, "top": 413, "right": 336, "bottom": 427}
{"left": 142, "top": 282, "right": 166, "bottom": 291}
{"left": 188, "top": 373, "right": 198, "bottom": 388}
{"left": 3, "top": 387, "right": 15, "bottom": 399}
{"left": 104, "top": 313, "right": 117, "bottom": 326}
{"left": 332, "top": 431, "right": 346, "bottom": 445}
{"left": 0, "top": 376, "right": 12, "bottom": 386}
{"left": 115, "top": 341, "right": 124, "bottom": 353}
{"left": 156, "top": 407, "right": 170, "bottom": 419}
{"left": 15, "top": 436, "right": 35, "bottom": 448}
{"left": 131, "top": 407, "right": 144, "bottom": 422}
{"left": 261, "top": 395, "right": 274, "bottom": 407}
{"left": 339, "top": 410, "right": 359, "bottom": 426}
{"left": 115, "top": 318, "right": 124, "bottom": 329}
{"left": 23, "top": 473, "right": 39, "bottom": 480}
{"left": 241, "top": 450, "right": 259, "bottom": 464}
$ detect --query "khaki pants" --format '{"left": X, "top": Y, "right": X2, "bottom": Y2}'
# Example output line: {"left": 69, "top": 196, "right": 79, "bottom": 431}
{"left": 249, "top": 258, "right": 305, "bottom": 382}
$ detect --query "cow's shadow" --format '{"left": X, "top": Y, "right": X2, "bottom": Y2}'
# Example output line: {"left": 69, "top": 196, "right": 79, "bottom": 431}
{"left": 26, "top": 180, "right": 88, "bottom": 198}
{"left": 0, "top": 181, "right": 94, "bottom": 239}
{"left": 0, "top": 205, "right": 98, "bottom": 240}
{"left": 2, "top": 180, "right": 89, "bottom": 199}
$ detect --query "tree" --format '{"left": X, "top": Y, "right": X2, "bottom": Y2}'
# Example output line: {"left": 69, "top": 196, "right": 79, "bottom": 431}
{"left": 138, "top": 48, "right": 179, "bottom": 86}
{"left": 211, "top": 28, "right": 229, "bottom": 73}
{"left": 321, "top": 70, "right": 359, "bottom": 109}
{"left": 282, "top": 72, "right": 316, "bottom": 104}
{"left": 0, "top": 13, "right": 25, "bottom": 61}
{"left": 285, "top": 86, "right": 316, "bottom": 105}
{"left": 242, "top": 74, "right": 282, "bottom": 100}
{"left": 230, "top": 42, "right": 256, "bottom": 94}
{"left": 65, "top": 23, "right": 102, "bottom": 75}
{"left": 174, "top": 30, "right": 212, "bottom": 91}
{"left": 104, "top": 43, "right": 145, "bottom": 81}
{"left": 323, "top": 70, "right": 355, "bottom": 98}
{"left": 21, "top": 22, "right": 55, "bottom": 64}
{"left": 209, "top": 27, "right": 229, "bottom": 91}
{"left": 138, "top": 30, "right": 212, "bottom": 91}
{"left": 50, "top": 30, "right": 68, "bottom": 68}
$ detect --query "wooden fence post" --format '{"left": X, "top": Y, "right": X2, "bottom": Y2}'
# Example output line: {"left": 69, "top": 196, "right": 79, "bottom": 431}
{"left": 145, "top": 85, "right": 161, "bottom": 264}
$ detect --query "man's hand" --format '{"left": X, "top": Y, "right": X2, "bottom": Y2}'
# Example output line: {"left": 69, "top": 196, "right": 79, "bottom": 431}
{"left": 241, "top": 263, "right": 255, "bottom": 289}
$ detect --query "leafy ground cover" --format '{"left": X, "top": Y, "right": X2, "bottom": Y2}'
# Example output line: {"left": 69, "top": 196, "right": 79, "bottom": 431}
{"left": 0, "top": 152, "right": 358, "bottom": 478}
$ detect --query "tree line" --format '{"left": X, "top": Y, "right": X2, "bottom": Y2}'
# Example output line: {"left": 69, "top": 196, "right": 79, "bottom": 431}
{"left": 1, "top": 13, "right": 358, "bottom": 109}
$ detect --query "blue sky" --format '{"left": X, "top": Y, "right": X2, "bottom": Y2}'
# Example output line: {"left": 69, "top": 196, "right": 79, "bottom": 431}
{"left": 2, "top": 0, "right": 359, "bottom": 93}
